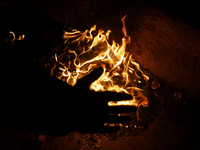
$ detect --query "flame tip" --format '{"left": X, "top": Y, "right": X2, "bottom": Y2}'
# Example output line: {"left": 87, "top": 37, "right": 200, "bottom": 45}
{"left": 121, "top": 14, "right": 128, "bottom": 20}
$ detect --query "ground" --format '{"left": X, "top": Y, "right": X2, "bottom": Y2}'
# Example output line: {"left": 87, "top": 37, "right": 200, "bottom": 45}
{"left": 0, "top": 0, "right": 200, "bottom": 150}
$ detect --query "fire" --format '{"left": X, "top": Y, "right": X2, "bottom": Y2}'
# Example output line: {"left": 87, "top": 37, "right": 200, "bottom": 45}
{"left": 51, "top": 16, "right": 149, "bottom": 117}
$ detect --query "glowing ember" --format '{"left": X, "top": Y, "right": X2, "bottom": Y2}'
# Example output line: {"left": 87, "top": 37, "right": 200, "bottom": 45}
{"left": 51, "top": 16, "right": 149, "bottom": 117}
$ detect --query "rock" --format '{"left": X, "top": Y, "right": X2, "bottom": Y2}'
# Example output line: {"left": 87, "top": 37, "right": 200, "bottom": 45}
{"left": 173, "top": 92, "right": 182, "bottom": 100}
{"left": 151, "top": 79, "right": 160, "bottom": 90}
{"left": 38, "top": 134, "right": 48, "bottom": 142}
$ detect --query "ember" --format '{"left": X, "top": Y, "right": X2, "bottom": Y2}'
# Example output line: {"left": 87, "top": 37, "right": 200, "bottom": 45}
{"left": 51, "top": 16, "right": 149, "bottom": 116}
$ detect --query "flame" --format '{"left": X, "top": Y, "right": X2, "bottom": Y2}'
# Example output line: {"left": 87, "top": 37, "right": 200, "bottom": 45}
{"left": 9, "top": 31, "right": 25, "bottom": 41}
{"left": 51, "top": 16, "right": 149, "bottom": 116}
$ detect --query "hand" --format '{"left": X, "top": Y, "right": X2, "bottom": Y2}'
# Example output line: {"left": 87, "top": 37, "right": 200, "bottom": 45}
{"left": 47, "top": 67, "right": 132, "bottom": 133}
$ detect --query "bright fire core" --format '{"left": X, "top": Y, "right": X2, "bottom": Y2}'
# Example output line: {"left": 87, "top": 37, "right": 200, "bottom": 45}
{"left": 51, "top": 16, "right": 149, "bottom": 111}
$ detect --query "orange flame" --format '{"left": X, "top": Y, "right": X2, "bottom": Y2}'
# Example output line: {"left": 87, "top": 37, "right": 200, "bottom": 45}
{"left": 51, "top": 16, "right": 149, "bottom": 117}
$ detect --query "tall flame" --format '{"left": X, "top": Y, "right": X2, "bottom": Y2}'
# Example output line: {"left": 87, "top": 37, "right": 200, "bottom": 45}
{"left": 51, "top": 16, "right": 149, "bottom": 114}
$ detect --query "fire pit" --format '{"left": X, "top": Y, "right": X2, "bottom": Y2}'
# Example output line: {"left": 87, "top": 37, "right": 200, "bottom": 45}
{"left": 0, "top": 0, "right": 200, "bottom": 150}
{"left": 47, "top": 15, "right": 163, "bottom": 135}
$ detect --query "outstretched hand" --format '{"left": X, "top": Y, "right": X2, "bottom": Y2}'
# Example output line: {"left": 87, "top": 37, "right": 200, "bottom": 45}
{"left": 48, "top": 67, "right": 132, "bottom": 131}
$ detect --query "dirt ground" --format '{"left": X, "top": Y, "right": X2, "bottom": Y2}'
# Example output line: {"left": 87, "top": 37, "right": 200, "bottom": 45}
{"left": 0, "top": 0, "right": 200, "bottom": 150}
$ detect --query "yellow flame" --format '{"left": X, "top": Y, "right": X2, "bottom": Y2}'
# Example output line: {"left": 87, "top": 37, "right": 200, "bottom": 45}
{"left": 51, "top": 16, "right": 149, "bottom": 114}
